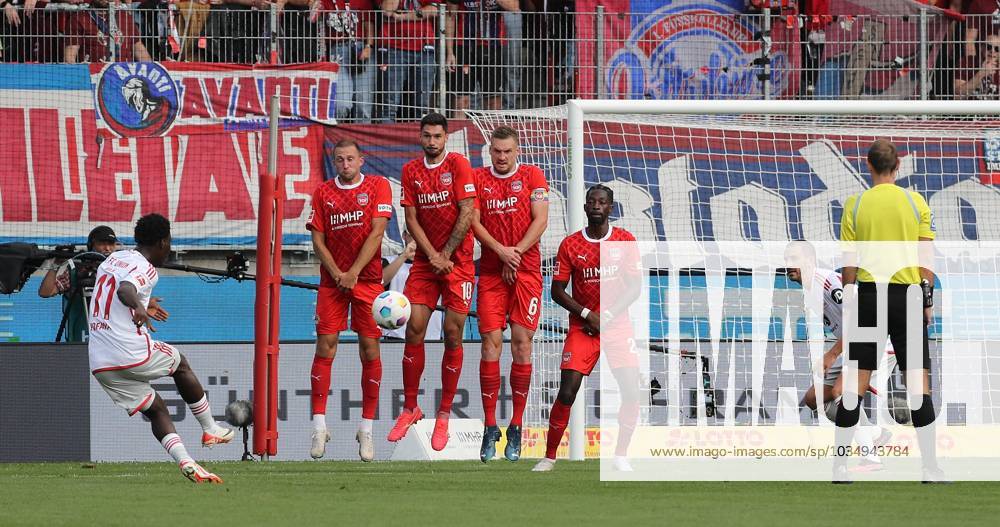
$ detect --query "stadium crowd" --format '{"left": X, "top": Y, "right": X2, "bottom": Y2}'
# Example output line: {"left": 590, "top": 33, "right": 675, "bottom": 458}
{"left": 0, "top": 0, "right": 577, "bottom": 120}
{"left": 4, "top": 0, "right": 1000, "bottom": 119}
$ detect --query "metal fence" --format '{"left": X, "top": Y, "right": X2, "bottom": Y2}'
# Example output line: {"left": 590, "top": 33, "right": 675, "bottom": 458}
{"left": 0, "top": 4, "right": 993, "bottom": 120}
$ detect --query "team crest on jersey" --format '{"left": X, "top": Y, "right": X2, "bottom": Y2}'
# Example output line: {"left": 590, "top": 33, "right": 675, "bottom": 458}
{"left": 562, "top": 352, "right": 572, "bottom": 363}
{"left": 357, "top": 193, "right": 369, "bottom": 206}
{"left": 609, "top": 247, "right": 622, "bottom": 260}
{"left": 96, "top": 62, "right": 179, "bottom": 137}
{"left": 440, "top": 172, "right": 453, "bottom": 185}
{"left": 511, "top": 180, "right": 523, "bottom": 192}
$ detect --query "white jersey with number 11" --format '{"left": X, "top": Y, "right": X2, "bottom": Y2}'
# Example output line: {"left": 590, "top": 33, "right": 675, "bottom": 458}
{"left": 87, "top": 250, "right": 159, "bottom": 373}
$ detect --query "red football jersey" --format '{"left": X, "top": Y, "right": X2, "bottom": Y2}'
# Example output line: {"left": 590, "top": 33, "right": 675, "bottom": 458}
{"left": 307, "top": 174, "right": 393, "bottom": 286}
{"left": 400, "top": 152, "right": 477, "bottom": 263}
{"left": 475, "top": 163, "right": 548, "bottom": 274}
{"left": 554, "top": 227, "right": 638, "bottom": 326}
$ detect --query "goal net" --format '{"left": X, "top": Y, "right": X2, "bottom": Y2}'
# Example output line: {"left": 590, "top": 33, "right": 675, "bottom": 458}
{"left": 469, "top": 100, "right": 1000, "bottom": 474}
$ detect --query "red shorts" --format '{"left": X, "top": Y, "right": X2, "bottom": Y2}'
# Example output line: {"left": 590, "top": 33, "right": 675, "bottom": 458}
{"left": 561, "top": 323, "right": 638, "bottom": 376}
{"left": 477, "top": 271, "right": 543, "bottom": 333}
{"left": 403, "top": 259, "right": 475, "bottom": 314}
{"left": 315, "top": 281, "right": 384, "bottom": 339}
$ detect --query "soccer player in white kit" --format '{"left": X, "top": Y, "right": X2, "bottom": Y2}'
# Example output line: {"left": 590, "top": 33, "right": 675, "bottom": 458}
{"left": 784, "top": 241, "right": 893, "bottom": 470}
{"left": 88, "top": 214, "right": 233, "bottom": 483}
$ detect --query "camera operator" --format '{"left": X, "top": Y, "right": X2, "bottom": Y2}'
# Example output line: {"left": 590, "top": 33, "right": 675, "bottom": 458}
{"left": 38, "top": 226, "right": 119, "bottom": 342}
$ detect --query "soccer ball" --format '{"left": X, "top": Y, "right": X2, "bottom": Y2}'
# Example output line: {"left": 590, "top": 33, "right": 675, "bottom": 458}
{"left": 372, "top": 290, "right": 411, "bottom": 330}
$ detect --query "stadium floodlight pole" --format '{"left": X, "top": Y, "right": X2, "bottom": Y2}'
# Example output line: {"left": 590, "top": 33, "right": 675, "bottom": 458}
{"left": 566, "top": 100, "right": 587, "bottom": 461}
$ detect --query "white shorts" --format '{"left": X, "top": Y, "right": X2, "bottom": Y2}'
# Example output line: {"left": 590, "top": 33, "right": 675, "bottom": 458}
{"left": 93, "top": 341, "right": 182, "bottom": 416}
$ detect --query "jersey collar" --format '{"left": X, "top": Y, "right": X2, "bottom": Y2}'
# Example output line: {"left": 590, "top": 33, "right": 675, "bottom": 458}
{"left": 582, "top": 226, "right": 613, "bottom": 243}
{"left": 490, "top": 163, "right": 519, "bottom": 179}
{"left": 335, "top": 173, "right": 366, "bottom": 190}
{"left": 423, "top": 152, "right": 449, "bottom": 170}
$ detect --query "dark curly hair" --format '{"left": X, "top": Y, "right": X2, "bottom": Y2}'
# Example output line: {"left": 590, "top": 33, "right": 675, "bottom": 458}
{"left": 586, "top": 184, "right": 614, "bottom": 202}
{"left": 134, "top": 213, "right": 171, "bottom": 247}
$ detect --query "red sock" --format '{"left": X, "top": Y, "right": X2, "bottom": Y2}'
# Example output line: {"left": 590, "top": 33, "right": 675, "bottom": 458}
{"left": 361, "top": 358, "right": 382, "bottom": 420}
{"left": 509, "top": 362, "right": 532, "bottom": 427}
{"left": 310, "top": 355, "right": 334, "bottom": 416}
{"left": 615, "top": 401, "right": 639, "bottom": 457}
{"left": 402, "top": 343, "right": 425, "bottom": 410}
{"left": 479, "top": 360, "right": 501, "bottom": 427}
{"left": 439, "top": 345, "right": 463, "bottom": 415}
{"left": 546, "top": 400, "right": 571, "bottom": 460}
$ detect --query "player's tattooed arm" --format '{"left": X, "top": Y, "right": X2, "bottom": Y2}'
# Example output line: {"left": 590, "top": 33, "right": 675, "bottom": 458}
{"left": 441, "top": 197, "right": 474, "bottom": 260}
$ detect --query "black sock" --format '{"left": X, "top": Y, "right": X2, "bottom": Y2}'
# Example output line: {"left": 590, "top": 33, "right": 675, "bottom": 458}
{"left": 834, "top": 396, "right": 861, "bottom": 466}
{"left": 911, "top": 394, "right": 939, "bottom": 470}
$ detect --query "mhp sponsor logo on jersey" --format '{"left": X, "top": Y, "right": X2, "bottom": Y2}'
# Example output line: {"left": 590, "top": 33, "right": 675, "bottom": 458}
{"left": 605, "top": 0, "right": 789, "bottom": 100}
{"left": 94, "top": 62, "right": 179, "bottom": 138}
{"left": 486, "top": 196, "right": 518, "bottom": 210}
{"left": 331, "top": 210, "right": 365, "bottom": 226}
{"left": 418, "top": 190, "right": 450, "bottom": 204}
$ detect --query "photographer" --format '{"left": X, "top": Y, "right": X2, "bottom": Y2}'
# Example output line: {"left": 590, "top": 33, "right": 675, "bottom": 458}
{"left": 37, "top": 226, "right": 119, "bottom": 342}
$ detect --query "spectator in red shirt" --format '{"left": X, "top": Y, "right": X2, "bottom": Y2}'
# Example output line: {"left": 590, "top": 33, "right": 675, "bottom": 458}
{"left": 955, "top": 30, "right": 1000, "bottom": 98}
{"left": 379, "top": 0, "right": 438, "bottom": 122}
{"left": 63, "top": 0, "right": 152, "bottom": 62}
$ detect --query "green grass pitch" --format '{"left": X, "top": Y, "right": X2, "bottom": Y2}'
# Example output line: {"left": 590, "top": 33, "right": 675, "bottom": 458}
{"left": 2, "top": 461, "right": 999, "bottom": 526}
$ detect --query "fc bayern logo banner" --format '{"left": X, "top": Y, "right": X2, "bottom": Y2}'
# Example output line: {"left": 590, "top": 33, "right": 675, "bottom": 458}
{"left": 90, "top": 62, "right": 340, "bottom": 138}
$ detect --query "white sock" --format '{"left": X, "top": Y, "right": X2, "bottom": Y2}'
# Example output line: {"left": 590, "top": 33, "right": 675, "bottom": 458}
{"left": 188, "top": 395, "right": 218, "bottom": 432}
{"left": 359, "top": 418, "right": 373, "bottom": 434}
{"left": 161, "top": 433, "right": 193, "bottom": 464}
{"left": 313, "top": 414, "right": 327, "bottom": 432}
{"left": 854, "top": 409, "right": 876, "bottom": 452}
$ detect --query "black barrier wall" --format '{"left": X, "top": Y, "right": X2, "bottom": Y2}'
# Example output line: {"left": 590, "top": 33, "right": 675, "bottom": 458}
{"left": 1, "top": 344, "right": 90, "bottom": 462}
